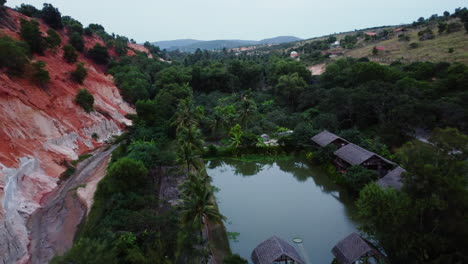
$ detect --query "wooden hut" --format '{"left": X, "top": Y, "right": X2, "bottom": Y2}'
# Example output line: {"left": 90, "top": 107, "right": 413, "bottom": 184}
{"left": 332, "top": 233, "right": 385, "bottom": 264}
{"left": 333, "top": 144, "right": 395, "bottom": 176}
{"left": 251, "top": 236, "right": 305, "bottom": 264}
{"left": 377, "top": 166, "right": 406, "bottom": 190}
{"left": 311, "top": 130, "right": 349, "bottom": 148}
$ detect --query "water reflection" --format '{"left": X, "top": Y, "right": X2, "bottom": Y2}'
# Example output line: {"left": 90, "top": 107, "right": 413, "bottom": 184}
{"left": 207, "top": 158, "right": 360, "bottom": 264}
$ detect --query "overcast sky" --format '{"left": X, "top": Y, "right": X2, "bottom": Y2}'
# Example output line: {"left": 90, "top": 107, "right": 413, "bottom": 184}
{"left": 6, "top": 0, "right": 467, "bottom": 42}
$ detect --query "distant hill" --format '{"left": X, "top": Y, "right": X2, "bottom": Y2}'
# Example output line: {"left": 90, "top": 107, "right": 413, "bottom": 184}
{"left": 152, "top": 36, "right": 302, "bottom": 52}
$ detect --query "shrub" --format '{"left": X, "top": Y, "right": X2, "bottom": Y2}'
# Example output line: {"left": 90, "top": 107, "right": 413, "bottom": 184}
{"left": 344, "top": 165, "right": 378, "bottom": 193}
{"left": 398, "top": 34, "right": 410, "bottom": 42}
{"left": 44, "top": 29, "right": 61, "bottom": 49}
{"left": 104, "top": 157, "right": 148, "bottom": 193}
{"left": 15, "top": 4, "right": 40, "bottom": 17}
{"left": 69, "top": 32, "right": 84, "bottom": 52}
{"left": 20, "top": 18, "right": 45, "bottom": 54}
{"left": 41, "top": 3, "right": 63, "bottom": 29}
{"left": 0, "top": 35, "right": 29, "bottom": 75}
{"left": 88, "top": 43, "right": 109, "bottom": 64}
{"left": 32, "top": 61, "right": 50, "bottom": 86}
{"left": 409, "top": 42, "right": 419, "bottom": 49}
{"left": 446, "top": 22, "right": 462, "bottom": 33}
{"left": 438, "top": 22, "right": 448, "bottom": 33}
{"left": 71, "top": 63, "right": 88, "bottom": 84}
{"left": 75, "top": 89, "right": 94, "bottom": 113}
{"left": 448, "top": 48, "right": 454, "bottom": 53}
{"left": 63, "top": 45, "right": 78, "bottom": 63}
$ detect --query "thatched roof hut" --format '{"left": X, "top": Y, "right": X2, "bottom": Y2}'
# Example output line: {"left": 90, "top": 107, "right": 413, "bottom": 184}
{"left": 311, "top": 130, "right": 348, "bottom": 147}
{"left": 251, "top": 236, "right": 305, "bottom": 264}
{"left": 332, "top": 233, "right": 384, "bottom": 264}
{"left": 334, "top": 144, "right": 394, "bottom": 167}
{"left": 377, "top": 166, "right": 405, "bottom": 190}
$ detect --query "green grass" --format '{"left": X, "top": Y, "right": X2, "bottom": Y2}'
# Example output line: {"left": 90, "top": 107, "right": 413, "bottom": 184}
{"left": 346, "top": 23, "right": 468, "bottom": 64}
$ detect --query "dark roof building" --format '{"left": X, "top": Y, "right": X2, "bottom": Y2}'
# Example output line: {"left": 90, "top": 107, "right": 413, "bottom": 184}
{"left": 332, "top": 233, "right": 384, "bottom": 264}
{"left": 334, "top": 143, "right": 395, "bottom": 167}
{"left": 251, "top": 236, "right": 305, "bottom": 264}
{"left": 377, "top": 166, "right": 406, "bottom": 190}
{"left": 334, "top": 143, "right": 375, "bottom": 166}
{"left": 311, "top": 130, "right": 348, "bottom": 147}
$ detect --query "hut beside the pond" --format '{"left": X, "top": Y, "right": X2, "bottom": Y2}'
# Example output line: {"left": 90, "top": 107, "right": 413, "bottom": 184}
{"left": 311, "top": 130, "right": 349, "bottom": 148}
{"left": 332, "top": 233, "right": 385, "bottom": 264}
{"left": 377, "top": 166, "right": 405, "bottom": 190}
{"left": 333, "top": 143, "right": 395, "bottom": 177}
{"left": 251, "top": 236, "right": 305, "bottom": 264}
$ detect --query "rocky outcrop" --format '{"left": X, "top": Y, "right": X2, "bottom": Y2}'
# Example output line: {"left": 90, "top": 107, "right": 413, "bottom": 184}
{"left": 0, "top": 8, "right": 146, "bottom": 263}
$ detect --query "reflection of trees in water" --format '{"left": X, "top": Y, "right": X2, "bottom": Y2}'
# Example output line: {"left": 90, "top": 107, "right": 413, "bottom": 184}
{"left": 207, "top": 157, "right": 359, "bottom": 224}
{"left": 222, "top": 159, "right": 274, "bottom": 176}
{"left": 275, "top": 158, "right": 359, "bottom": 221}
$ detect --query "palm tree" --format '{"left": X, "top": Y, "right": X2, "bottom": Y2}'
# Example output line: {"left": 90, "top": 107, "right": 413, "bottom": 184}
{"left": 180, "top": 172, "right": 225, "bottom": 241}
{"left": 176, "top": 125, "right": 205, "bottom": 175}
{"left": 172, "top": 98, "right": 200, "bottom": 133}
{"left": 238, "top": 96, "right": 257, "bottom": 128}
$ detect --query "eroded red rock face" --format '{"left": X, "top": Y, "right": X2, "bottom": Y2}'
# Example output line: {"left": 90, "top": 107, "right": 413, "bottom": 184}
{"left": 0, "top": 8, "right": 149, "bottom": 263}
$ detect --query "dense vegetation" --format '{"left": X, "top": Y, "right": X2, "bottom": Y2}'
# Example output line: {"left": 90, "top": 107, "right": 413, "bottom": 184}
{"left": 2, "top": 3, "right": 465, "bottom": 263}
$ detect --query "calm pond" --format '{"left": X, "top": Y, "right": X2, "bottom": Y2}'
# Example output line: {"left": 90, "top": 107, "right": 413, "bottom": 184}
{"left": 206, "top": 158, "right": 359, "bottom": 264}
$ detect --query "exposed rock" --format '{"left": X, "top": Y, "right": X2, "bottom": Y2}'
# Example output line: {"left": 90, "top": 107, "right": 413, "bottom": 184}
{"left": 0, "top": 8, "right": 144, "bottom": 263}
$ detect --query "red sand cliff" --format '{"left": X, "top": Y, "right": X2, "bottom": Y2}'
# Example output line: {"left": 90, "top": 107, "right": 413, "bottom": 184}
{"left": 0, "top": 8, "right": 151, "bottom": 263}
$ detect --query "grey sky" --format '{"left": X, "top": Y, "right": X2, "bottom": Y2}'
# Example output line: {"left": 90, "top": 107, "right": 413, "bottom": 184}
{"left": 6, "top": 0, "right": 467, "bottom": 43}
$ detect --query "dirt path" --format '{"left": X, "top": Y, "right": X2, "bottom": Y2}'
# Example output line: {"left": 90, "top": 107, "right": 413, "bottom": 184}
{"left": 27, "top": 145, "right": 116, "bottom": 264}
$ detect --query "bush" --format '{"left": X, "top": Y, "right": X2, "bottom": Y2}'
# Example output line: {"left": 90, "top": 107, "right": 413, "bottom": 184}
{"left": 448, "top": 48, "right": 454, "bottom": 53}
{"left": 446, "top": 22, "right": 462, "bottom": 33}
{"left": 409, "top": 42, "right": 419, "bottom": 49}
{"left": 71, "top": 63, "right": 88, "bottom": 84}
{"left": 344, "top": 165, "right": 378, "bottom": 193}
{"left": 75, "top": 89, "right": 94, "bottom": 113}
{"left": 63, "top": 44, "right": 78, "bottom": 63}
{"left": 32, "top": 61, "right": 50, "bottom": 86}
{"left": 88, "top": 43, "right": 109, "bottom": 64}
{"left": 0, "top": 35, "right": 29, "bottom": 75}
{"left": 104, "top": 157, "right": 148, "bottom": 193}
{"left": 69, "top": 32, "right": 84, "bottom": 52}
{"left": 41, "top": 3, "right": 63, "bottom": 29}
{"left": 44, "top": 29, "right": 61, "bottom": 49}
{"left": 20, "top": 18, "right": 45, "bottom": 54}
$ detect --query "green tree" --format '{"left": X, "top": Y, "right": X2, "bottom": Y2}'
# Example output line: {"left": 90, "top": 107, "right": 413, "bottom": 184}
{"left": 172, "top": 98, "right": 201, "bottom": 132}
{"left": 229, "top": 124, "right": 243, "bottom": 152}
{"left": 0, "top": 0, "right": 6, "bottom": 6}
{"left": 275, "top": 72, "right": 307, "bottom": 110}
{"left": 75, "top": 89, "right": 94, "bottom": 113}
{"left": 88, "top": 43, "right": 109, "bottom": 64}
{"left": 63, "top": 44, "right": 78, "bottom": 63}
{"left": 69, "top": 32, "right": 84, "bottom": 52}
{"left": 105, "top": 157, "right": 148, "bottom": 193}
{"left": 372, "top": 46, "right": 378, "bottom": 55}
{"left": 45, "top": 29, "right": 61, "bottom": 49}
{"left": 20, "top": 19, "right": 45, "bottom": 54}
{"left": 180, "top": 172, "right": 225, "bottom": 260}
{"left": 15, "top": 4, "right": 40, "bottom": 17}
{"left": 71, "top": 63, "right": 88, "bottom": 84}
{"left": 41, "top": 3, "right": 63, "bottom": 29}
{"left": 32, "top": 61, "right": 50, "bottom": 86}
{"left": 238, "top": 96, "right": 257, "bottom": 128}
